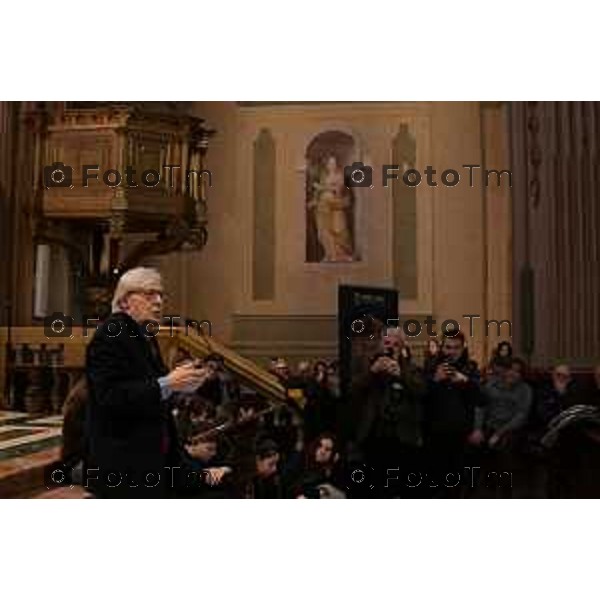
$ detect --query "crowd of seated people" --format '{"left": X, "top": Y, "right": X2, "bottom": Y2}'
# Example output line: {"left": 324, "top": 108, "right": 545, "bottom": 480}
{"left": 163, "top": 351, "right": 345, "bottom": 498}
{"left": 59, "top": 336, "right": 600, "bottom": 498}
{"left": 168, "top": 336, "right": 600, "bottom": 498}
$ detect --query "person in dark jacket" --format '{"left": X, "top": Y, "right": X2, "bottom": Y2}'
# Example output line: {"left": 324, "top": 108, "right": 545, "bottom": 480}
{"left": 84, "top": 267, "right": 210, "bottom": 498}
{"left": 351, "top": 328, "right": 426, "bottom": 497}
{"left": 179, "top": 424, "right": 235, "bottom": 498}
{"left": 196, "top": 353, "right": 240, "bottom": 415}
{"left": 61, "top": 375, "right": 88, "bottom": 469}
{"left": 423, "top": 331, "right": 482, "bottom": 497}
{"left": 304, "top": 360, "right": 339, "bottom": 442}
{"left": 534, "top": 364, "right": 582, "bottom": 429}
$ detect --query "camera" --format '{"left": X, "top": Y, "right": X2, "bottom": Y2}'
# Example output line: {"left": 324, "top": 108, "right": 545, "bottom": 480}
{"left": 344, "top": 161, "right": 373, "bottom": 188}
{"left": 43, "top": 162, "right": 73, "bottom": 188}
{"left": 44, "top": 311, "right": 74, "bottom": 338}
{"left": 345, "top": 312, "right": 376, "bottom": 340}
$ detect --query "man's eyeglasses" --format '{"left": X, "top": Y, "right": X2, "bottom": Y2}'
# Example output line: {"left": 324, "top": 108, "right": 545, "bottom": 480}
{"left": 131, "top": 289, "right": 164, "bottom": 300}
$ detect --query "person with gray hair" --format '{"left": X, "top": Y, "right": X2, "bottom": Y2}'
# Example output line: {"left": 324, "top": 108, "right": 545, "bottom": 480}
{"left": 84, "top": 266, "right": 210, "bottom": 498}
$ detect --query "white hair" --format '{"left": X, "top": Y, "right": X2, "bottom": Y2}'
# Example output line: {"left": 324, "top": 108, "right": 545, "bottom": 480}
{"left": 111, "top": 267, "right": 163, "bottom": 313}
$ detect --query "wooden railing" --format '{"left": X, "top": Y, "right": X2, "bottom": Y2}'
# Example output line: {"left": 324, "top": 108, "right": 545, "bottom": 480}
{"left": 0, "top": 327, "right": 88, "bottom": 410}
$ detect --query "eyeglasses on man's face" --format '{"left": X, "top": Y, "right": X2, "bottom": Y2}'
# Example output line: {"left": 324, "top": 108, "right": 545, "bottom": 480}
{"left": 131, "top": 289, "right": 165, "bottom": 300}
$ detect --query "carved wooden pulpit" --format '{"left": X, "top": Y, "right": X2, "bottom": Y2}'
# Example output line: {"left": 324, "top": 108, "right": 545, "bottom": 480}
{"left": 28, "top": 103, "right": 214, "bottom": 316}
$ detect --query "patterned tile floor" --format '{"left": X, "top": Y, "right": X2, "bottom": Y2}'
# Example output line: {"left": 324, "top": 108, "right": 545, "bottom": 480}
{"left": 0, "top": 426, "right": 60, "bottom": 450}
{"left": 0, "top": 411, "right": 64, "bottom": 498}
{"left": 26, "top": 415, "right": 64, "bottom": 427}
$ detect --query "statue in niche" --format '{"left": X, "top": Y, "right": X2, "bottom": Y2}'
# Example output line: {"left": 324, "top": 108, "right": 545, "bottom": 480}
{"left": 306, "top": 130, "right": 359, "bottom": 263}
{"left": 308, "top": 155, "right": 354, "bottom": 262}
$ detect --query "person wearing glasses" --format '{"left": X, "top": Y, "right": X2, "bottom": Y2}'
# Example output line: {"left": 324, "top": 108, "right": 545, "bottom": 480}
{"left": 84, "top": 267, "right": 210, "bottom": 498}
{"left": 535, "top": 363, "right": 582, "bottom": 429}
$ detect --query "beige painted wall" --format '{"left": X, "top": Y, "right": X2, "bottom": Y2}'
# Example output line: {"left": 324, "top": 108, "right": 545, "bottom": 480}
{"left": 157, "top": 102, "right": 242, "bottom": 342}
{"left": 160, "top": 102, "right": 512, "bottom": 365}
{"left": 235, "top": 102, "right": 433, "bottom": 314}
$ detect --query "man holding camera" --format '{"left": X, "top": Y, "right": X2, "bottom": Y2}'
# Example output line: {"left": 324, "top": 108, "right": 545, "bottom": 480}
{"left": 423, "top": 331, "right": 482, "bottom": 497}
{"left": 352, "top": 327, "right": 426, "bottom": 497}
{"left": 85, "top": 267, "right": 210, "bottom": 498}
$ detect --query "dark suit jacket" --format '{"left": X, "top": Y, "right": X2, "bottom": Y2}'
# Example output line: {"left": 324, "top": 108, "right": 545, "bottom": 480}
{"left": 353, "top": 362, "right": 426, "bottom": 449}
{"left": 84, "top": 312, "right": 181, "bottom": 498}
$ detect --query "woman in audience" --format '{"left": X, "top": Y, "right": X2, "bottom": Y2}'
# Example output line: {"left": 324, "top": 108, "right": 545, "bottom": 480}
{"left": 243, "top": 438, "right": 283, "bottom": 499}
{"left": 423, "top": 339, "right": 440, "bottom": 373}
{"left": 485, "top": 341, "right": 514, "bottom": 381}
{"left": 288, "top": 432, "right": 344, "bottom": 498}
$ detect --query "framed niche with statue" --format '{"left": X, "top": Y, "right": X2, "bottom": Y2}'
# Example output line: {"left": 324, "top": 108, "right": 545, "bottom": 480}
{"left": 305, "top": 130, "right": 361, "bottom": 264}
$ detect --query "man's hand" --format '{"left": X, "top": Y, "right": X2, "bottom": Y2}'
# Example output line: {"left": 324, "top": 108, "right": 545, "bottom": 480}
{"left": 450, "top": 370, "right": 468, "bottom": 384}
{"left": 204, "top": 466, "right": 231, "bottom": 486}
{"left": 239, "top": 406, "right": 255, "bottom": 422}
{"left": 370, "top": 357, "right": 388, "bottom": 374}
{"left": 165, "top": 363, "right": 210, "bottom": 392}
{"left": 433, "top": 363, "right": 449, "bottom": 382}
{"left": 388, "top": 362, "right": 401, "bottom": 378}
{"left": 371, "top": 357, "right": 401, "bottom": 377}
{"left": 468, "top": 429, "right": 485, "bottom": 446}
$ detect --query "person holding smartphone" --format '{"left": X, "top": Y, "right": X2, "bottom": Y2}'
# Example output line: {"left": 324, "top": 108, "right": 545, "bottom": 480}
{"left": 423, "top": 331, "right": 482, "bottom": 497}
{"left": 351, "top": 327, "right": 426, "bottom": 497}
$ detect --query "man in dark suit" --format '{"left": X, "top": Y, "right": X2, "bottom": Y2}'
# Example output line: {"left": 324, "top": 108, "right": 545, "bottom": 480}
{"left": 84, "top": 267, "right": 209, "bottom": 498}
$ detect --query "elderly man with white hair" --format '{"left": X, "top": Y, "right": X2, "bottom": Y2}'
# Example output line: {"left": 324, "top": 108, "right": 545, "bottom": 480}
{"left": 84, "top": 267, "right": 209, "bottom": 498}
